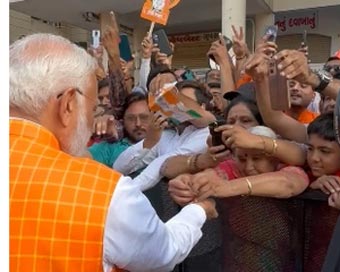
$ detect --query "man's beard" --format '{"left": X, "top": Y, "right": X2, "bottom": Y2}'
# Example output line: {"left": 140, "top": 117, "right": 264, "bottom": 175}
{"left": 63, "top": 110, "right": 92, "bottom": 157}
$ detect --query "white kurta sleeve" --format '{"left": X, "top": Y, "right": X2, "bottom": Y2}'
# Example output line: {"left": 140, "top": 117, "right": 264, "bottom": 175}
{"left": 103, "top": 175, "right": 206, "bottom": 272}
{"left": 112, "top": 140, "right": 158, "bottom": 175}
{"left": 134, "top": 128, "right": 209, "bottom": 191}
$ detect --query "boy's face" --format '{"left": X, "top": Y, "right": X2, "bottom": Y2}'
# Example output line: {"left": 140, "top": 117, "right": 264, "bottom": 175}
{"left": 307, "top": 134, "right": 340, "bottom": 177}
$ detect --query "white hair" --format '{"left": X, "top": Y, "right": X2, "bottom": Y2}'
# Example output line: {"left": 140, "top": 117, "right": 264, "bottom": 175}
{"left": 248, "top": 126, "right": 277, "bottom": 139}
{"left": 10, "top": 33, "right": 97, "bottom": 118}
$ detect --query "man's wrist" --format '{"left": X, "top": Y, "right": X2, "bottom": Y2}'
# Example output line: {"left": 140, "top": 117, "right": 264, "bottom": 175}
{"left": 307, "top": 72, "right": 321, "bottom": 89}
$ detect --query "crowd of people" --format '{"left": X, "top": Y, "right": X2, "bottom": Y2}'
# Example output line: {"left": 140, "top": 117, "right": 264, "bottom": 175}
{"left": 9, "top": 19, "right": 340, "bottom": 272}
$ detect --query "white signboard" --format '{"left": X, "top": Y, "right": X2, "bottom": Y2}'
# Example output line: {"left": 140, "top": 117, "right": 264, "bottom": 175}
{"left": 275, "top": 11, "right": 318, "bottom": 34}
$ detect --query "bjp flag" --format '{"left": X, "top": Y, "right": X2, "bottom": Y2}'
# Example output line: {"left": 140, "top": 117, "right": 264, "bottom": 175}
{"left": 140, "top": 0, "right": 171, "bottom": 25}
{"left": 169, "top": 0, "right": 181, "bottom": 8}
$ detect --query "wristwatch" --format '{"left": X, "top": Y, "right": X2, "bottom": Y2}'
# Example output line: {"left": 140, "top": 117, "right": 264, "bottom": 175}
{"left": 315, "top": 69, "right": 333, "bottom": 93}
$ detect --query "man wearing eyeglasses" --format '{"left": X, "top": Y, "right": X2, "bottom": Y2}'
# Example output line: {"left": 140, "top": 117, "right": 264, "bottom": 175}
{"left": 9, "top": 33, "right": 218, "bottom": 272}
{"left": 88, "top": 92, "right": 152, "bottom": 168}
{"left": 319, "top": 50, "right": 340, "bottom": 114}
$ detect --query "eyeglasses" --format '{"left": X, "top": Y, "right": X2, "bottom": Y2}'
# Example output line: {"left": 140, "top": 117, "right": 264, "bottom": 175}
{"left": 56, "top": 88, "right": 105, "bottom": 118}
{"left": 124, "top": 113, "right": 151, "bottom": 124}
{"left": 324, "top": 65, "right": 340, "bottom": 73}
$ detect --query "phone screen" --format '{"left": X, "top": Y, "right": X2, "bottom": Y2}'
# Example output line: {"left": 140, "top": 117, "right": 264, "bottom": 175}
{"left": 92, "top": 30, "right": 100, "bottom": 48}
{"left": 264, "top": 25, "right": 278, "bottom": 42}
{"left": 209, "top": 120, "right": 226, "bottom": 147}
{"left": 119, "top": 34, "right": 133, "bottom": 62}
{"left": 302, "top": 30, "right": 307, "bottom": 46}
{"left": 152, "top": 29, "right": 173, "bottom": 56}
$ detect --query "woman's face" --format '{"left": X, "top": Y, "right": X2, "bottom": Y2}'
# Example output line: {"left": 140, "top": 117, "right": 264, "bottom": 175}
{"left": 235, "top": 148, "right": 278, "bottom": 176}
{"left": 307, "top": 134, "right": 340, "bottom": 177}
{"left": 226, "top": 103, "right": 259, "bottom": 129}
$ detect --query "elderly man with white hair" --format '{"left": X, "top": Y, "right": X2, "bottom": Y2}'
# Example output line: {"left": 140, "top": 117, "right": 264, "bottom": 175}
{"left": 9, "top": 33, "right": 218, "bottom": 272}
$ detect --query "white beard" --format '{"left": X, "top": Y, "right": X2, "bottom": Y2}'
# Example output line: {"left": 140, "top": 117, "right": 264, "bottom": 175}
{"left": 63, "top": 109, "right": 92, "bottom": 157}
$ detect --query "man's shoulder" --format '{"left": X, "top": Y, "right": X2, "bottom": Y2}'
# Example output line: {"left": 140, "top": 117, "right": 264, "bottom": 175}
{"left": 70, "top": 156, "right": 122, "bottom": 179}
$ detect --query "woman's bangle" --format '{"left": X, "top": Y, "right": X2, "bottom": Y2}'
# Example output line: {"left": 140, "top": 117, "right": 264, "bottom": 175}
{"left": 244, "top": 178, "right": 253, "bottom": 196}
{"left": 271, "top": 139, "right": 278, "bottom": 155}
{"left": 187, "top": 155, "right": 194, "bottom": 171}
{"left": 259, "top": 136, "right": 267, "bottom": 154}
{"left": 192, "top": 154, "right": 200, "bottom": 172}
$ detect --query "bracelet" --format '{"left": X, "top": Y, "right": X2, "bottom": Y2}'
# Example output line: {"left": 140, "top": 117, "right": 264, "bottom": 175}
{"left": 236, "top": 54, "right": 246, "bottom": 60}
{"left": 271, "top": 139, "right": 278, "bottom": 155}
{"left": 244, "top": 178, "right": 253, "bottom": 196}
{"left": 187, "top": 155, "right": 194, "bottom": 171}
{"left": 259, "top": 136, "right": 267, "bottom": 155}
{"left": 192, "top": 154, "right": 200, "bottom": 172}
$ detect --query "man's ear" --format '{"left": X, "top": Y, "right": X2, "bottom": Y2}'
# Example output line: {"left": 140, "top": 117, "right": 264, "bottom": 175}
{"left": 57, "top": 88, "right": 77, "bottom": 127}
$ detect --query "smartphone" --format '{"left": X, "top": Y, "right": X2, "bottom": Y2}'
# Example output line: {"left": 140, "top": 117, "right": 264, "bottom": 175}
{"left": 119, "top": 33, "right": 133, "bottom": 62}
{"left": 268, "top": 58, "right": 291, "bottom": 111}
{"left": 264, "top": 25, "right": 278, "bottom": 42}
{"left": 182, "top": 70, "right": 195, "bottom": 81}
{"left": 302, "top": 30, "right": 307, "bottom": 46}
{"left": 209, "top": 34, "right": 233, "bottom": 62}
{"left": 92, "top": 30, "right": 100, "bottom": 48}
{"left": 152, "top": 29, "right": 173, "bottom": 56}
{"left": 209, "top": 119, "right": 226, "bottom": 147}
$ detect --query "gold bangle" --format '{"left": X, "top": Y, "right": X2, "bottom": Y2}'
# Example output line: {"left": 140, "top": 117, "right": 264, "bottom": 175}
{"left": 259, "top": 136, "right": 267, "bottom": 154}
{"left": 271, "top": 139, "right": 278, "bottom": 155}
{"left": 192, "top": 154, "right": 200, "bottom": 172}
{"left": 245, "top": 178, "right": 253, "bottom": 196}
{"left": 187, "top": 155, "right": 194, "bottom": 171}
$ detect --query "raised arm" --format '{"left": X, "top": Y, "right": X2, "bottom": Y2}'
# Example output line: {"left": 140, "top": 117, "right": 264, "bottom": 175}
{"left": 245, "top": 52, "right": 308, "bottom": 143}
{"left": 231, "top": 25, "right": 250, "bottom": 84}
{"left": 275, "top": 49, "right": 340, "bottom": 100}
{"left": 217, "top": 125, "right": 306, "bottom": 166}
{"left": 102, "top": 27, "right": 129, "bottom": 120}
{"left": 207, "top": 36, "right": 235, "bottom": 94}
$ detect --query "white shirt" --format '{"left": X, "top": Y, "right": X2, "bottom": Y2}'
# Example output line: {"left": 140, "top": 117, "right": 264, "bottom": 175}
{"left": 103, "top": 175, "right": 206, "bottom": 272}
{"left": 113, "top": 125, "right": 210, "bottom": 191}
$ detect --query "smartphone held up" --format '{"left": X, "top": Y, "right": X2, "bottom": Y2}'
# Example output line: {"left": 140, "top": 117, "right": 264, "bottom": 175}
{"left": 209, "top": 119, "right": 226, "bottom": 147}
{"left": 263, "top": 25, "right": 291, "bottom": 111}
{"left": 152, "top": 29, "right": 173, "bottom": 56}
{"left": 92, "top": 30, "right": 100, "bottom": 48}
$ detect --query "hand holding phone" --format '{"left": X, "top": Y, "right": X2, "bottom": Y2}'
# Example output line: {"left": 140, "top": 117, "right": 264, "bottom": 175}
{"left": 209, "top": 119, "right": 227, "bottom": 147}
{"left": 152, "top": 29, "right": 173, "bottom": 56}
{"left": 264, "top": 25, "right": 278, "bottom": 43}
{"left": 268, "top": 58, "right": 290, "bottom": 111}
{"left": 208, "top": 34, "right": 233, "bottom": 63}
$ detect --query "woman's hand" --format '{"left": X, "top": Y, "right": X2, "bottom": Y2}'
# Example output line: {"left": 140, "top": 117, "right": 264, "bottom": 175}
{"left": 216, "top": 125, "right": 262, "bottom": 150}
{"left": 190, "top": 169, "right": 225, "bottom": 201}
{"left": 203, "top": 135, "right": 232, "bottom": 165}
{"left": 168, "top": 174, "right": 196, "bottom": 206}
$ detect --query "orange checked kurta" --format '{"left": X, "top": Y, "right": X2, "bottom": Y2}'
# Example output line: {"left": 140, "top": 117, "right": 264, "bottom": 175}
{"left": 10, "top": 119, "right": 122, "bottom": 272}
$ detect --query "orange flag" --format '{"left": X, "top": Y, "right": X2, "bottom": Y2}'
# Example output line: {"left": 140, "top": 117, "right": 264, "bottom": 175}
{"left": 140, "top": 0, "right": 171, "bottom": 25}
{"left": 169, "top": 0, "right": 181, "bottom": 8}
